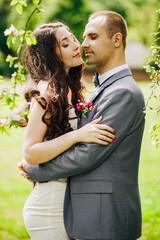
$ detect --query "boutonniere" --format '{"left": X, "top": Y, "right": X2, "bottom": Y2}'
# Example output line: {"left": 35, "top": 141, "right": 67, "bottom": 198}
{"left": 76, "top": 100, "right": 94, "bottom": 120}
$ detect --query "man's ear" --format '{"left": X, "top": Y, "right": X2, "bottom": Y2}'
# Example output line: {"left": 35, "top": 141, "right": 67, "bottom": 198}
{"left": 112, "top": 33, "right": 122, "bottom": 48}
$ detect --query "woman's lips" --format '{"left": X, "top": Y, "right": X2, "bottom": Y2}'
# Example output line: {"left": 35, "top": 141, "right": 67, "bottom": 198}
{"left": 73, "top": 52, "right": 81, "bottom": 58}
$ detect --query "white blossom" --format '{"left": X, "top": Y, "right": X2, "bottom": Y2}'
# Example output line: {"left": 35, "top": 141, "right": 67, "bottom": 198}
{"left": 148, "top": 119, "right": 157, "bottom": 134}
{"left": 4, "top": 24, "right": 17, "bottom": 36}
{"left": 151, "top": 137, "right": 157, "bottom": 146}
{"left": 8, "top": 110, "right": 21, "bottom": 121}
{"left": 0, "top": 118, "right": 7, "bottom": 124}
{"left": 151, "top": 137, "right": 160, "bottom": 147}
{"left": 7, "top": 104, "right": 27, "bottom": 122}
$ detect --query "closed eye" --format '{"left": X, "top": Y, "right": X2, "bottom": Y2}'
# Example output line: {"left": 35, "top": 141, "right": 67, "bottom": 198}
{"left": 91, "top": 35, "right": 97, "bottom": 40}
{"left": 63, "top": 44, "right": 69, "bottom": 47}
{"left": 83, "top": 33, "right": 98, "bottom": 40}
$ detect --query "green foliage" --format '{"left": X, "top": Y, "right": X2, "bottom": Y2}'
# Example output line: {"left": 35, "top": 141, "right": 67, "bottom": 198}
{"left": 0, "top": 75, "right": 4, "bottom": 84}
{"left": 33, "top": 0, "right": 40, "bottom": 5}
{"left": 10, "top": 0, "right": 27, "bottom": 14}
{"left": 144, "top": 9, "right": 160, "bottom": 148}
{"left": 53, "top": 0, "right": 91, "bottom": 42}
{"left": 1, "top": 0, "right": 158, "bottom": 76}
{"left": 91, "top": 0, "right": 159, "bottom": 45}
{"left": 0, "top": 0, "right": 45, "bottom": 134}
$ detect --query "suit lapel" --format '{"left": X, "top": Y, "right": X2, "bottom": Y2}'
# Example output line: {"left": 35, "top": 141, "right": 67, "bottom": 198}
{"left": 89, "top": 68, "right": 132, "bottom": 103}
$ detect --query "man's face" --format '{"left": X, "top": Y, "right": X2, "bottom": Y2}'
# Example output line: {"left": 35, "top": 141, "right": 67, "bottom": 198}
{"left": 82, "top": 16, "right": 114, "bottom": 68}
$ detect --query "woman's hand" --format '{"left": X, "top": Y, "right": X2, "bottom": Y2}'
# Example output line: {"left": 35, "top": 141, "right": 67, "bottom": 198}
{"left": 74, "top": 116, "right": 116, "bottom": 145}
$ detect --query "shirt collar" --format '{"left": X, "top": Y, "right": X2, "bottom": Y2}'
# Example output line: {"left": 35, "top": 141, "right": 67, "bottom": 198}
{"left": 98, "top": 64, "right": 129, "bottom": 86}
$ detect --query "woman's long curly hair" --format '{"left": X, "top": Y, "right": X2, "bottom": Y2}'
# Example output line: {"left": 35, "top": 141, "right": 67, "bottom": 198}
{"left": 24, "top": 22, "right": 84, "bottom": 140}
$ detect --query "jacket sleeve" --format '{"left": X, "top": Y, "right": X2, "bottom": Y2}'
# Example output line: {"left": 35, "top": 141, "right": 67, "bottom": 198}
{"left": 27, "top": 89, "right": 141, "bottom": 182}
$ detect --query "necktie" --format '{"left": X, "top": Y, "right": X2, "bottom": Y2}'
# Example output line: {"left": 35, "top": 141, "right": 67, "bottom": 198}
{"left": 93, "top": 72, "right": 99, "bottom": 87}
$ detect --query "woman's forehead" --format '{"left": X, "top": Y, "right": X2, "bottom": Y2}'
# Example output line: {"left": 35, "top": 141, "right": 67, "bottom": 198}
{"left": 55, "top": 27, "right": 73, "bottom": 42}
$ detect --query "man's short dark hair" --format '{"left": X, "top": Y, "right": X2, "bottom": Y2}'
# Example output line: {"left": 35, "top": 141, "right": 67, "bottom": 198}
{"left": 89, "top": 11, "right": 127, "bottom": 49}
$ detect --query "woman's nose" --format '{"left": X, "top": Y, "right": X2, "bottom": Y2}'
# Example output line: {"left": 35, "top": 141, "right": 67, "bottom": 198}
{"left": 73, "top": 41, "right": 80, "bottom": 50}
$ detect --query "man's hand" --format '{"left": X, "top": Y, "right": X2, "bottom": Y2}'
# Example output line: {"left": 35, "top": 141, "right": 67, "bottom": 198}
{"left": 18, "top": 158, "right": 36, "bottom": 187}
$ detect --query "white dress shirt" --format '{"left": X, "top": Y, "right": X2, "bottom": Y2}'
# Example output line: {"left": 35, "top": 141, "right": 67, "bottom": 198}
{"left": 91, "top": 64, "right": 129, "bottom": 98}
{"left": 98, "top": 64, "right": 129, "bottom": 86}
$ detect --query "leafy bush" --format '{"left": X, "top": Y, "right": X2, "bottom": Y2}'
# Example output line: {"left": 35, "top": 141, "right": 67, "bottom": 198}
{"left": 0, "top": 0, "right": 45, "bottom": 134}
{"left": 144, "top": 9, "right": 160, "bottom": 148}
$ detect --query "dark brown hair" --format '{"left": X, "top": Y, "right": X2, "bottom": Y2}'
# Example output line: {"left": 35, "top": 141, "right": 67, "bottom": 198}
{"left": 24, "top": 22, "right": 84, "bottom": 140}
{"left": 89, "top": 11, "right": 127, "bottom": 49}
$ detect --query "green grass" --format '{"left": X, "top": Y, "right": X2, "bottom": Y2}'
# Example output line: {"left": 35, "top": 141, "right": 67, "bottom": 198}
{"left": 0, "top": 128, "right": 31, "bottom": 240}
{"left": 0, "top": 81, "right": 160, "bottom": 240}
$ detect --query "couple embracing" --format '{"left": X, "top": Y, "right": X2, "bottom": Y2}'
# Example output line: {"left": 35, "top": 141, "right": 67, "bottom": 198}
{"left": 18, "top": 10, "right": 145, "bottom": 240}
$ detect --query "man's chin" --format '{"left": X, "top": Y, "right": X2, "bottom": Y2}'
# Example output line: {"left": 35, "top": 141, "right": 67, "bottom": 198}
{"left": 86, "top": 58, "right": 95, "bottom": 65}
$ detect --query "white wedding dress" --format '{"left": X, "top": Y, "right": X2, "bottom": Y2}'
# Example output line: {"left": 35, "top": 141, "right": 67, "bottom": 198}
{"left": 23, "top": 108, "right": 77, "bottom": 240}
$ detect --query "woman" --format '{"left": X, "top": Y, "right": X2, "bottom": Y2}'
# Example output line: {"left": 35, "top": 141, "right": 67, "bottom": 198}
{"left": 22, "top": 22, "right": 115, "bottom": 240}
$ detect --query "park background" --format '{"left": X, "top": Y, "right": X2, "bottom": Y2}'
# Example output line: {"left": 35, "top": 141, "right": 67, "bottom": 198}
{"left": 0, "top": 0, "right": 160, "bottom": 239}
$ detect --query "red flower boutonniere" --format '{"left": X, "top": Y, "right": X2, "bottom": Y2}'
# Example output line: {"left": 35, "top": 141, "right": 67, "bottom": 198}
{"left": 76, "top": 100, "right": 94, "bottom": 120}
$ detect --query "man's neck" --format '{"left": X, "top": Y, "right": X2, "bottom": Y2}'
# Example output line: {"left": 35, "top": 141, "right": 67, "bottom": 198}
{"left": 97, "top": 53, "right": 126, "bottom": 75}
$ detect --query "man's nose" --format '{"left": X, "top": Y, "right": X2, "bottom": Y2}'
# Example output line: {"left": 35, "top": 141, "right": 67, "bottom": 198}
{"left": 81, "top": 39, "right": 89, "bottom": 49}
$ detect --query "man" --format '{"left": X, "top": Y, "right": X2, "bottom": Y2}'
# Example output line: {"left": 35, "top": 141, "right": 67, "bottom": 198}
{"left": 19, "top": 11, "right": 145, "bottom": 240}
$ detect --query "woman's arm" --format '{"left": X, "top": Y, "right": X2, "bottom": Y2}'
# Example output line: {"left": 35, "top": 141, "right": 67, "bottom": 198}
{"left": 23, "top": 97, "right": 115, "bottom": 166}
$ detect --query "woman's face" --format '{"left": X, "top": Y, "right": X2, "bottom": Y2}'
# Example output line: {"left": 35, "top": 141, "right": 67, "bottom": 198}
{"left": 55, "top": 27, "right": 83, "bottom": 72}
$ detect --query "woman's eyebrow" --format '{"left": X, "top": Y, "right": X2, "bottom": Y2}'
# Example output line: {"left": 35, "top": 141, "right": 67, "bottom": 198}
{"left": 60, "top": 37, "right": 68, "bottom": 42}
{"left": 60, "top": 34, "right": 73, "bottom": 42}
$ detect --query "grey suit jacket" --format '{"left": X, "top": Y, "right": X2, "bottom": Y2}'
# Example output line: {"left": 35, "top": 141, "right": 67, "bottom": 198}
{"left": 27, "top": 69, "right": 145, "bottom": 240}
